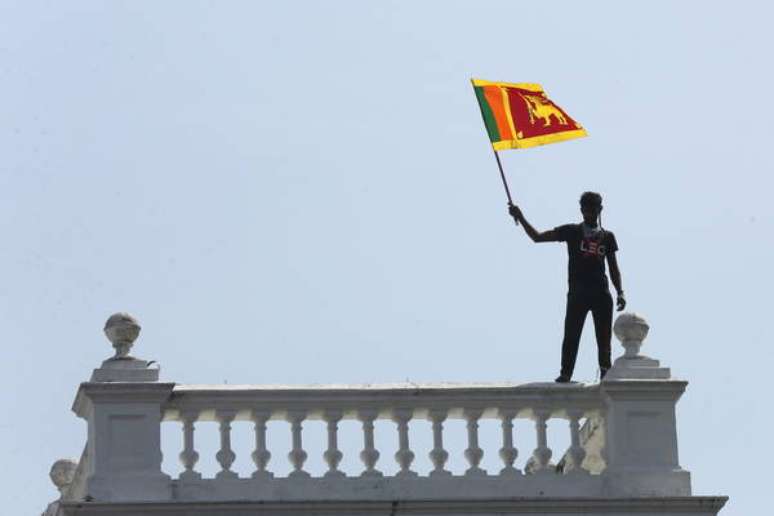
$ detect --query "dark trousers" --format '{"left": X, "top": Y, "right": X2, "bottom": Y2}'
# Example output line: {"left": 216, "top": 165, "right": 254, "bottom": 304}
{"left": 561, "top": 289, "right": 613, "bottom": 378}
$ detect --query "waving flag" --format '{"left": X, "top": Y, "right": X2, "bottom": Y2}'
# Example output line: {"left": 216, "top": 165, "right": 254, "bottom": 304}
{"left": 472, "top": 79, "right": 587, "bottom": 150}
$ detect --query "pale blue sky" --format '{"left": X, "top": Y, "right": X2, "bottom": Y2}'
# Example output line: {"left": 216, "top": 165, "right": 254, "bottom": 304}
{"left": 2, "top": 1, "right": 771, "bottom": 514}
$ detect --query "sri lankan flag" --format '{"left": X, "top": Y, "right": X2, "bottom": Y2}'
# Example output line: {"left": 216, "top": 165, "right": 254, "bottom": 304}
{"left": 472, "top": 79, "right": 587, "bottom": 150}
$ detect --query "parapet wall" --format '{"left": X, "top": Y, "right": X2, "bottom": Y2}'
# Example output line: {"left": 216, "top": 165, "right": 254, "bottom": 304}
{"left": 42, "top": 312, "right": 727, "bottom": 516}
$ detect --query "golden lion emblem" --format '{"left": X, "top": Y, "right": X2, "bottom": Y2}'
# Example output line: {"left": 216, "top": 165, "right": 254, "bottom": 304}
{"left": 523, "top": 95, "right": 568, "bottom": 127}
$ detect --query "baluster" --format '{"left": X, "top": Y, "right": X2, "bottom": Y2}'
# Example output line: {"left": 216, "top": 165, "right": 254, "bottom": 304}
{"left": 287, "top": 410, "right": 310, "bottom": 478}
{"left": 530, "top": 408, "right": 553, "bottom": 474}
{"left": 251, "top": 410, "right": 273, "bottom": 479}
{"left": 565, "top": 409, "right": 587, "bottom": 474}
{"left": 463, "top": 408, "right": 486, "bottom": 476}
{"left": 323, "top": 410, "right": 345, "bottom": 478}
{"left": 392, "top": 408, "right": 417, "bottom": 478}
{"left": 498, "top": 408, "right": 520, "bottom": 476}
{"left": 428, "top": 409, "right": 451, "bottom": 477}
{"left": 215, "top": 410, "right": 238, "bottom": 479}
{"left": 596, "top": 416, "right": 609, "bottom": 470}
{"left": 358, "top": 409, "right": 382, "bottom": 477}
{"left": 179, "top": 409, "right": 201, "bottom": 480}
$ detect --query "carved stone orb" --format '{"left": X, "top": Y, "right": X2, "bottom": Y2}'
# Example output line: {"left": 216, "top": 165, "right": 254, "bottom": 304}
{"left": 613, "top": 312, "right": 649, "bottom": 359}
{"left": 49, "top": 459, "right": 77, "bottom": 495}
{"left": 104, "top": 312, "right": 141, "bottom": 359}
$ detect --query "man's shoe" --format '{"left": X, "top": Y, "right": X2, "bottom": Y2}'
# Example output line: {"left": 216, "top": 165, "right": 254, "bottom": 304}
{"left": 555, "top": 374, "right": 572, "bottom": 383}
{"left": 600, "top": 368, "right": 610, "bottom": 380}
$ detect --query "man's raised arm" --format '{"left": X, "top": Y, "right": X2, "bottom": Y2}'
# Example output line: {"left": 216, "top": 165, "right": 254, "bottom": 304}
{"left": 508, "top": 204, "right": 559, "bottom": 243}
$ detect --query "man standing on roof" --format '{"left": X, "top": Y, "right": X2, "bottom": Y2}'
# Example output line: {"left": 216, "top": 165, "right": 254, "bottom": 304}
{"left": 508, "top": 192, "right": 626, "bottom": 383}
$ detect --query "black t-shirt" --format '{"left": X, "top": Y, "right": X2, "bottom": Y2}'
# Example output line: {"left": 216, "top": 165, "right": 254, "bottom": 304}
{"left": 554, "top": 223, "right": 618, "bottom": 292}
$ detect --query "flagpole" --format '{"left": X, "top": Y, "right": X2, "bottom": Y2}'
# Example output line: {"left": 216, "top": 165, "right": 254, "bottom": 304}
{"left": 492, "top": 150, "right": 519, "bottom": 225}
{"left": 492, "top": 150, "right": 513, "bottom": 205}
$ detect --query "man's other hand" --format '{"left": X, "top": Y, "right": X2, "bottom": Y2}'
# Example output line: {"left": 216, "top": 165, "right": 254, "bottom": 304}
{"left": 616, "top": 292, "right": 626, "bottom": 312}
{"left": 508, "top": 204, "right": 522, "bottom": 220}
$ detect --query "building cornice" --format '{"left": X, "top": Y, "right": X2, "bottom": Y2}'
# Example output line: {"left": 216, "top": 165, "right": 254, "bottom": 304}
{"left": 61, "top": 496, "right": 728, "bottom": 515}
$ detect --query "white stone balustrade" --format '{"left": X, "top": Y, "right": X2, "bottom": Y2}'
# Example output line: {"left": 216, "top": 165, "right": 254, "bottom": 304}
{"left": 58, "top": 311, "right": 696, "bottom": 506}
{"left": 160, "top": 381, "right": 604, "bottom": 500}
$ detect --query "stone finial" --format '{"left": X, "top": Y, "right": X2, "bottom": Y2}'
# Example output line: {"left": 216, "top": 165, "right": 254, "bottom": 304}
{"left": 49, "top": 459, "right": 77, "bottom": 497}
{"left": 92, "top": 313, "right": 159, "bottom": 382}
{"left": 613, "top": 312, "right": 649, "bottom": 359}
{"left": 104, "top": 313, "right": 141, "bottom": 359}
{"left": 606, "top": 312, "right": 671, "bottom": 380}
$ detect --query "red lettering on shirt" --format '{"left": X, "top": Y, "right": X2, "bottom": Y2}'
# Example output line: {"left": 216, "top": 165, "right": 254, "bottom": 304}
{"left": 580, "top": 238, "right": 606, "bottom": 257}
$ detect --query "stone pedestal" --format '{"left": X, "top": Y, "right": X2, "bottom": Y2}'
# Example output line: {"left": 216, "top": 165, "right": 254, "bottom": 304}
{"left": 91, "top": 357, "right": 159, "bottom": 382}
{"left": 601, "top": 313, "right": 691, "bottom": 496}
{"left": 73, "top": 313, "right": 174, "bottom": 501}
{"left": 73, "top": 382, "right": 174, "bottom": 501}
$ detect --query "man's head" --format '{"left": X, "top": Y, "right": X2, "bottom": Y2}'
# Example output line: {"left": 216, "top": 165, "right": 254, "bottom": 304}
{"left": 579, "top": 191, "right": 603, "bottom": 225}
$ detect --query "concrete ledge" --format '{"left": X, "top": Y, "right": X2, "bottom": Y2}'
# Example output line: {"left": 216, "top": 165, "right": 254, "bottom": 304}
{"left": 61, "top": 496, "right": 729, "bottom": 516}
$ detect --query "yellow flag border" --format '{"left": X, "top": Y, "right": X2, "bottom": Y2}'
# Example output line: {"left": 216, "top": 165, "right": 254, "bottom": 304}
{"left": 492, "top": 129, "right": 588, "bottom": 150}
{"left": 471, "top": 79, "right": 544, "bottom": 92}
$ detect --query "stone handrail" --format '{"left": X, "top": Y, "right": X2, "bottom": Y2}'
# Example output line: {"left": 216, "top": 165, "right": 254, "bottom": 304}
{"left": 50, "top": 312, "right": 693, "bottom": 506}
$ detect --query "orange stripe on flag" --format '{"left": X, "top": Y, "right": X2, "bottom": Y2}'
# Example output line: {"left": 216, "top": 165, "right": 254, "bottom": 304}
{"left": 482, "top": 86, "right": 513, "bottom": 141}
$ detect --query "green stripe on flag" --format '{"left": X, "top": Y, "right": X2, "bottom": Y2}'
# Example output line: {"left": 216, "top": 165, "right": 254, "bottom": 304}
{"left": 474, "top": 86, "right": 501, "bottom": 143}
